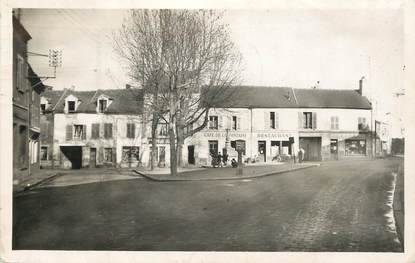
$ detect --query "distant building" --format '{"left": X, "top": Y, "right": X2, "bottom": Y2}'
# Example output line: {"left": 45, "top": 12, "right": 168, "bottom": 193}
{"left": 12, "top": 14, "right": 45, "bottom": 176}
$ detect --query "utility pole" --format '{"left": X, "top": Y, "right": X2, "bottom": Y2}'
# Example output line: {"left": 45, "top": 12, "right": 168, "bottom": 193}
{"left": 26, "top": 49, "right": 62, "bottom": 176}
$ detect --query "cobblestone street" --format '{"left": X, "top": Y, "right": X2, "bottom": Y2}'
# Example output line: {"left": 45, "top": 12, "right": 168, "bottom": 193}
{"left": 13, "top": 158, "right": 403, "bottom": 251}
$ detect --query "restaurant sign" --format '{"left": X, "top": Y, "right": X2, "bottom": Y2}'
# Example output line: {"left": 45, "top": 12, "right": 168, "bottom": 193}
{"left": 256, "top": 132, "right": 294, "bottom": 140}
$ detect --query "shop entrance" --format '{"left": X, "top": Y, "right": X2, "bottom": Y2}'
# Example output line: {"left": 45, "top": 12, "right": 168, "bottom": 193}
{"left": 187, "top": 145, "right": 195, "bottom": 165}
{"left": 258, "top": 140, "right": 266, "bottom": 162}
{"left": 60, "top": 146, "right": 82, "bottom": 169}
{"left": 299, "top": 137, "right": 321, "bottom": 161}
{"left": 330, "top": 139, "right": 338, "bottom": 160}
{"left": 90, "top": 148, "right": 97, "bottom": 168}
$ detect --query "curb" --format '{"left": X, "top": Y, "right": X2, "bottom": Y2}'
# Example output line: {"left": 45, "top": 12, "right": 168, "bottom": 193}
{"left": 14, "top": 172, "right": 64, "bottom": 194}
{"left": 134, "top": 164, "right": 320, "bottom": 182}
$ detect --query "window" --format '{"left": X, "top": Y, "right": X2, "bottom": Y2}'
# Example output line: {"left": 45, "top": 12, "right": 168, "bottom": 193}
{"left": 104, "top": 123, "right": 113, "bottom": 139}
{"left": 209, "top": 116, "right": 218, "bottom": 130}
{"left": 158, "top": 123, "right": 168, "bottom": 136}
{"left": 73, "top": 125, "right": 85, "bottom": 139}
{"left": 122, "top": 146, "right": 140, "bottom": 162}
{"left": 208, "top": 140, "right": 218, "bottom": 156}
{"left": 41, "top": 146, "right": 48, "bottom": 160}
{"left": 104, "top": 148, "right": 113, "bottom": 162}
{"left": 230, "top": 140, "right": 246, "bottom": 155}
{"left": 303, "top": 112, "right": 313, "bottom": 129}
{"left": 345, "top": 139, "right": 366, "bottom": 156}
{"left": 127, "top": 123, "right": 135, "bottom": 138}
{"left": 68, "top": 101, "right": 76, "bottom": 113}
{"left": 358, "top": 117, "right": 367, "bottom": 130}
{"left": 232, "top": 116, "right": 237, "bottom": 130}
{"left": 331, "top": 116, "right": 339, "bottom": 130}
{"left": 91, "top": 123, "right": 100, "bottom": 139}
{"left": 98, "top": 99, "right": 107, "bottom": 113}
{"left": 40, "top": 103, "right": 46, "bottom": 114}
{"left": 16, "top": 54, "right": 26, "bottom": 92}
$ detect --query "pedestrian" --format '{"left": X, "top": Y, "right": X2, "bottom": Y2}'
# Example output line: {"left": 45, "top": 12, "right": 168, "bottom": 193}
{"left": 217, "top": 152, "right": 223, "bottom": 167}
{"left": 231, "top": 158, "right": 238, "bottom": 168}
{"left": 298, "top": 147, "right": 305, "bottom": 163}
{"left": 223, "top": 152, "right": 228, "bottom": 166}
{"left": 211, "top": 152, "right": 218, "bottom": 168}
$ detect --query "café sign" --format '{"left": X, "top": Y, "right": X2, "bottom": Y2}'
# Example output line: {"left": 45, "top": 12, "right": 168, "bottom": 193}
{"left": 203, "top": 132, "right": 247, "bottom": 138}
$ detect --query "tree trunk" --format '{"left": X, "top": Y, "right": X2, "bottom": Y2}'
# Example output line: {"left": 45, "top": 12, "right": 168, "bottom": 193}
{"left": 169, "top": 118, "right": 178, "bottom": 176}
{"left": 150, "top": 112, "right": 158, "bottom": 170}
{"left": 176, "top": 111, "right": 185, "bottom": 168}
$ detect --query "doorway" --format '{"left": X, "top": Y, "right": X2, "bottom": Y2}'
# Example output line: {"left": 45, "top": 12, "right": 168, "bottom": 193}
{"left": 159, "top": 146, "right": 166, "bottom": 167}
{"left": 299, "top": 137, "right": 322, "bottom": 161}
{"left": 330, "top": 139, "right": 338, "bottom": 160}
{"left": 188, "top": 145, "right": 195, "bottom": 165}
{"left": 90, "top": 148, "right": 97, "bottom": 168}
{"left": 60, "top": 146, "right": 82, "bottom": 169}
{"left": 258, "top": 140, "right": 266, "bottom": 162}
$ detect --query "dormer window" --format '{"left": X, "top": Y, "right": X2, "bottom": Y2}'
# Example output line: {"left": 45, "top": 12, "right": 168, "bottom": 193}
{"left": 96, "top": 95, "right": 112, "bottom": 113}
{"left": 68, "top": 101, "right": 76, "bottom": 113}
{"left": 98, "top": 99, "right": 107, "bottom": 113}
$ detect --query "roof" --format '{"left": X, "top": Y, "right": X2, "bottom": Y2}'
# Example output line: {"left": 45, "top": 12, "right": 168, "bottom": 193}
{"left": 202, "top": 86, "right": 372, "bottom": 109}
{"left": 42, "top": 88, "right": 144, "bottom": 114}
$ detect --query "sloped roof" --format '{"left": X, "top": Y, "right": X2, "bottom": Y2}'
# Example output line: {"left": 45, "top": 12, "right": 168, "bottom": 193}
{"left": 203, "top": 86, "right": 371, "bottom": 109}
{"left": 42, "top": 88, "right": 144, "bottom": 114}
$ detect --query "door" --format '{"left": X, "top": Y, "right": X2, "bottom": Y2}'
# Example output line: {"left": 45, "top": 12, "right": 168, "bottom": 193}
{"left": 258, "top": 141, "right": 266, "bottom": 162}
{"left": 188, "top": 145, "right": 195, "bottom": 165}
{"left": 159, "top": 146, "right": 166, "bottom": 167}
{"left": 330, "top": 139, "right": 338, "bottom": 160}
{"left": 299, "top": 137, "right": 321, "bottom": 161}
{"left": 90, "top": 148, "right": 97, "bottom": 168}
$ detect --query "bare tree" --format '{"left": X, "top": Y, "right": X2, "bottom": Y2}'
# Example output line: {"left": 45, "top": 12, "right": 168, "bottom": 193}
{"left": 115, "top": 9, "right": 241, "bottom": 175}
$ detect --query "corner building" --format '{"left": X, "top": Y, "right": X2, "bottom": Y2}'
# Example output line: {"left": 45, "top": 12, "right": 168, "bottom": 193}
{"left": 183, "top": 86, "right": 373, "bottom": 166}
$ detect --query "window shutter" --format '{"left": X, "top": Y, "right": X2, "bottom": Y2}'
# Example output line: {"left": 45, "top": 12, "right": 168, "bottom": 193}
{"left": 98, "top": 147, "right": 103, "bottom": 163}
{"left": 112, "top": 147, "right": 117, "bottom": 164}
{"left": 227, "top": 116, "right": 232, "bottom": 129}
{"left": 298, "top": 112, "right": 303, "bottom": 129}
{"left": 218, "top": 116, "right": 223, "bottom": 129}
{"left": 237, "top": 116, "right": 241, "bottom": 130}
{"left": 312, "top": 112, "right": 317, "bottom": 129}
{"left": 126, "top": 123, "right": 130, "bottom": 138}
{"left": 82, "top": 125, "right": 87, "bottom": 140}
{"left": 109, "top": 123, "right": 113, "bottom": 138}
{"left": 275, "top": 112, "right": 279, "bottom": 129}
{"left": 132, "top": 124, "right": 136, "bottom": 138}
{"left": 66, "top": 125, "right": 72, "bottom": 141}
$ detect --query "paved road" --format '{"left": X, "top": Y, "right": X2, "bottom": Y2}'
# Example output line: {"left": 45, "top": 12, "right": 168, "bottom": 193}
{"left": 13, "top": 158, "right": 403, "bottom": 251}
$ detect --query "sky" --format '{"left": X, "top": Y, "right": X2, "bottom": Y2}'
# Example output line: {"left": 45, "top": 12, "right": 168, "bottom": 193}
{"left": 20, "top": 8, "right": 405, "bottom": 136}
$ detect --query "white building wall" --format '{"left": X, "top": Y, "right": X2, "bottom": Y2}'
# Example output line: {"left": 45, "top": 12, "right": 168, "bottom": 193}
{"left": 53, "top": 113, "right": 143, "bottom": 168}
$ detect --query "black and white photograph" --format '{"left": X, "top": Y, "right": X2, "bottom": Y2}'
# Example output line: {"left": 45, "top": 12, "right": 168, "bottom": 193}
{"left": 0, "top": 1, "right": 413, "bottom": 262}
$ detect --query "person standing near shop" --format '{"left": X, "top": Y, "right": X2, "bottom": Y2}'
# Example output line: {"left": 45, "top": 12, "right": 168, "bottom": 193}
{"left": 298, "top": 147, "right": 305, "bottom": 163}
{"left": 223, "top": 152, "right": 228, "bottom": 166}
{"left": 217, "top": 152, "right": 223, "bottom": 168}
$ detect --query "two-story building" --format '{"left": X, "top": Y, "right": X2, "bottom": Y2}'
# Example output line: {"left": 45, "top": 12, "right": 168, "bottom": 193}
{"left": 40, "top": 87, "right": 145, "bottom": 169}
{"left": 182, "top": 86, "right": 372, "bottom": 166}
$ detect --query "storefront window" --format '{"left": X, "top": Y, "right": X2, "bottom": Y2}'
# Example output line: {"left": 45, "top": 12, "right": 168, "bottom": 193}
{"left": 345, "top": 139, "right": 366, "bottom": 155}
{"left": 209, "top": 140, "right": 218, "bottom": 156}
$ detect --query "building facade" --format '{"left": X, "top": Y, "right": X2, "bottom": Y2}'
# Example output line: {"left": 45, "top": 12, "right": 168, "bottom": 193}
{"left": 40, "top": 87, "right": 145, "bottom": 169}
{"left": 40, "top": 86, "right": 373, "bottom": 169}
{"left": 181, "top": 86, "right": 373, "bottom": 166}
{"left": 13, "top": 14, "right": 45, "bottom": 175}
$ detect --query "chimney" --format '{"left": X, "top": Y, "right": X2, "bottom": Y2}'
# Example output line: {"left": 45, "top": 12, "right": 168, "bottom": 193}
{"left": 358, "top": 76, "right": 365, "bottom": 95}
{"left": 126, "top": 84, "right": 131, "bottom": 89}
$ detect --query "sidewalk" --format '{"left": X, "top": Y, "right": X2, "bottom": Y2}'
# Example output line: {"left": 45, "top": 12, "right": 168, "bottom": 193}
{"left": 393, "top": 163, "right": 404, "bottom": 247}
{"left": 13, "top": 168, "right": 64, "bottom": 193}
{"left": 135, "top": 162, "right": 320, "bottom": 182}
